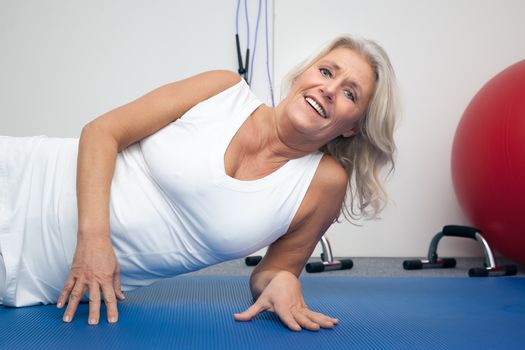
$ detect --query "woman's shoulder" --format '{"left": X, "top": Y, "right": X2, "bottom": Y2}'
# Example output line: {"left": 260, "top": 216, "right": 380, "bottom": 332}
{"left": 314, "top": 154, "right": 348, "bottom": 192}
{"left": 192, "top": 70, "right": 242, "bottom": 95}
{"left": 286, "top": 154, "right": 347, "bottom": 234}
{"left": 174, "top": 70, "right": 244, "bottom": 108}
{"left": 202, "top": 69, "right": 241, "bottom": 82}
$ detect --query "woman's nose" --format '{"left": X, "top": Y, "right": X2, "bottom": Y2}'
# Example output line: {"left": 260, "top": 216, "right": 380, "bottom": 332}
{"left": 320, "top": 83, "right": 336, "bottom": 102}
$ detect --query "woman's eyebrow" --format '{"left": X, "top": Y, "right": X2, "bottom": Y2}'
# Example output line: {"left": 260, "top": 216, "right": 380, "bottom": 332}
{"left": 321, "top": 59, "right": 342, "bottom": 72}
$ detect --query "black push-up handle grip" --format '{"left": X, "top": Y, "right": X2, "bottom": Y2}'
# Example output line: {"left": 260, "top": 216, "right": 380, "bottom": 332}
{"left": 305, "top": 259, "right": 353, "bottom": 273}
{"left": 306, "top": 262, "right": 325, "bottom": 273}
{"left": 469, "top": 268, "right": 489, "bottom": 277}
{"left": 403, "top": 258, "right": 456, "bottom": 270}
{"left": 442, "top": 225, "right": 480, "bottom": 239}
{"left": 340, "top": 259, "right": 354, "bottom": 270}
{"left": 441, "top": 258, "right": 457, "bottom": 268}
{"left": 245, "top": 256, "right": 262, "bottom": 266}
{"left": 403, "top": 260, "right": 423, "bottom": 270}
{"left": 469, "top": 265, "right": 518, "bottom": 277}
{"left": 505, "top": 265, "right": 519, "bottom": 276}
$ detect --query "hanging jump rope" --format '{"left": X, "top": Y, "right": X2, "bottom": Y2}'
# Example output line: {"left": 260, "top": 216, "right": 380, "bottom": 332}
{"left": 235, "top": 0, "right": 275, "bottom": 106}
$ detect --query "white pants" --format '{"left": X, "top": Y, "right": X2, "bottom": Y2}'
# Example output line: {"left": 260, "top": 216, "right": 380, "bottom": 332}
{"left": 0, "top": 243, "right": 5, "bottom": 305}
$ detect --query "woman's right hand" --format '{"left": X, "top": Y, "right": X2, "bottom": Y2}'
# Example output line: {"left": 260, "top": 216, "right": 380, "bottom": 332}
{"left": 57, "top": 234, "right": 125, "bottom": 325}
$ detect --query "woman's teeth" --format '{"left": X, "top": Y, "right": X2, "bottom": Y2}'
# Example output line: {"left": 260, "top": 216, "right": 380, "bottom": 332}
{"left": 305, "top": 97, "right": 327, "bottom": 118}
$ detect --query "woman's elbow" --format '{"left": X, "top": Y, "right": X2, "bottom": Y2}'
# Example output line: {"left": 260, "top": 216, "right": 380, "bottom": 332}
{"left": 79, "top": 121, "right": 121, "bottom": 151}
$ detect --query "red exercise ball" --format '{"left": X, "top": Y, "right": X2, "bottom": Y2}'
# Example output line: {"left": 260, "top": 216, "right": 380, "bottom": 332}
{"left": 451, "top": 59, "right": 525, "bottom": 266}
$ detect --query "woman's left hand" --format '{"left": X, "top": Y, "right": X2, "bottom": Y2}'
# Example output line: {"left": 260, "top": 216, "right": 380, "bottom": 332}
{"left": 233, "top": 270, "right": 339, "bottom": 331}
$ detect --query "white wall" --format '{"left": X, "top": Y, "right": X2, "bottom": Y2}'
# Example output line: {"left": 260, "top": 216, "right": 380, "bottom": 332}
{"left": 273, "top": 0, "right": 525, "bottom": 258}
{"left": 1, "top": 0, "right": 524, "bottom": 258}
{"left": 0, "top": 0, "right": 273, "bottom": 136}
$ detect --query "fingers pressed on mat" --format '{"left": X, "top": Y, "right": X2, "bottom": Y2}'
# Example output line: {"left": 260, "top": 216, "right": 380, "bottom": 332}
{"left": 305, "top": 310, "right": 337, "bottom": 328}
{"left": 88, "top": 284, "right": 101, "bottom": 325}
{"left": 57, "top": 278, "right": 75, "bottom": 308}
{"left": 113, "top": 273, "right": 125, "bottom": 301}
{"left": 292, "top": 310, "right": 321, "bottom": 331}
{"left": 275, "top": 307, "right": 301, "bottom": 332}
{"left": 102, "top": 285, "right": 119, "bottom": 323}
{"left": 234, "top": 303, "right": 267, "bottom": 321}
{"left": 63, "top": 281, "right": 86, "bottom": 322}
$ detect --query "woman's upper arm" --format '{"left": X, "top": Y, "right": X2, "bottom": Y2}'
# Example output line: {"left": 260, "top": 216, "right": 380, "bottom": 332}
{"left": 84, "top": 70, "right": 241, "bottom": 150}
{"left": 251, "top": 156, "right": 349, "bottom": 277}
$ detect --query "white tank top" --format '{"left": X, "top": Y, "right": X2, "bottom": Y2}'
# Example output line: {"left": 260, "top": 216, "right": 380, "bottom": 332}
{"left": 0, "top": 80, "right": 323, "bottom": 306}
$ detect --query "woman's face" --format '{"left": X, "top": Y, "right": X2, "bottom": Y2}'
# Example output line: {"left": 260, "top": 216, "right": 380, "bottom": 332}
{"left": 282, "top": 48, "right": 376, "bottom": 145}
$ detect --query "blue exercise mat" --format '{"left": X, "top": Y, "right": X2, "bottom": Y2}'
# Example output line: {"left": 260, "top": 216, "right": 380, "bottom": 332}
{"left": 1, "top": 276, "right": 524, "bottom": 349}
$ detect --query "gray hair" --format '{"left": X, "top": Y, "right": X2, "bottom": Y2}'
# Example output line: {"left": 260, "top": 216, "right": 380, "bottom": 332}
{"left": 282, "top": 35, "right": 400, "bottom": 221}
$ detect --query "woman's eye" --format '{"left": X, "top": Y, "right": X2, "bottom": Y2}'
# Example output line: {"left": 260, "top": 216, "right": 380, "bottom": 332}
{"left": 344, "top": 90, "right": 356, "bottom": 102}
{"left": 320, "top": 68, "right": 332, "bottom": 78}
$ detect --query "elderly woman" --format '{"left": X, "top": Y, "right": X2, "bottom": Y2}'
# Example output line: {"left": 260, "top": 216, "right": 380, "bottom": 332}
{"left": 0, "top": 35, "right": 399, "bottom": 331}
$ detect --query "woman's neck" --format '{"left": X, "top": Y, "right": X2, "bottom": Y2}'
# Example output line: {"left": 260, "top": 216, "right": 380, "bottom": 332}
{"left": 224, "top": 104, "right": 312, "bottom": 180}
{"left": 250, "top": 104, "right": 312, "bottom": 161}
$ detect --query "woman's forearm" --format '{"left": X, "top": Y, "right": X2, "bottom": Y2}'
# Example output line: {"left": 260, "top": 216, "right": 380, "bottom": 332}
{"left": 58, "top": 121, "right": 124, "bottom": 324}
{"left": 76, "top": 122, "right": 119, "bottom": 238}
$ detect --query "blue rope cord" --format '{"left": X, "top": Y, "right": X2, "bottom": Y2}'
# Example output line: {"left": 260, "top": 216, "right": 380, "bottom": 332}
{"left": 248, "top": 0, "right": 262, "bottom": 85}
{"left": 265, "top": 0, "right": 275, "bottom": 106}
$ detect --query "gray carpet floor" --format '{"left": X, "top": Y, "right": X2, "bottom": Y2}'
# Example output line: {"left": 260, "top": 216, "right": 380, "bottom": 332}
{"left": 189, "top": 257, "right": 525, "bottom": 277}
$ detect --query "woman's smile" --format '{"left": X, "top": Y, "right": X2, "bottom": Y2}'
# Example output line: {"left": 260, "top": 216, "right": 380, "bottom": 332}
{"left": 304, "top": 96, "right": 327, "bottom": 118}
